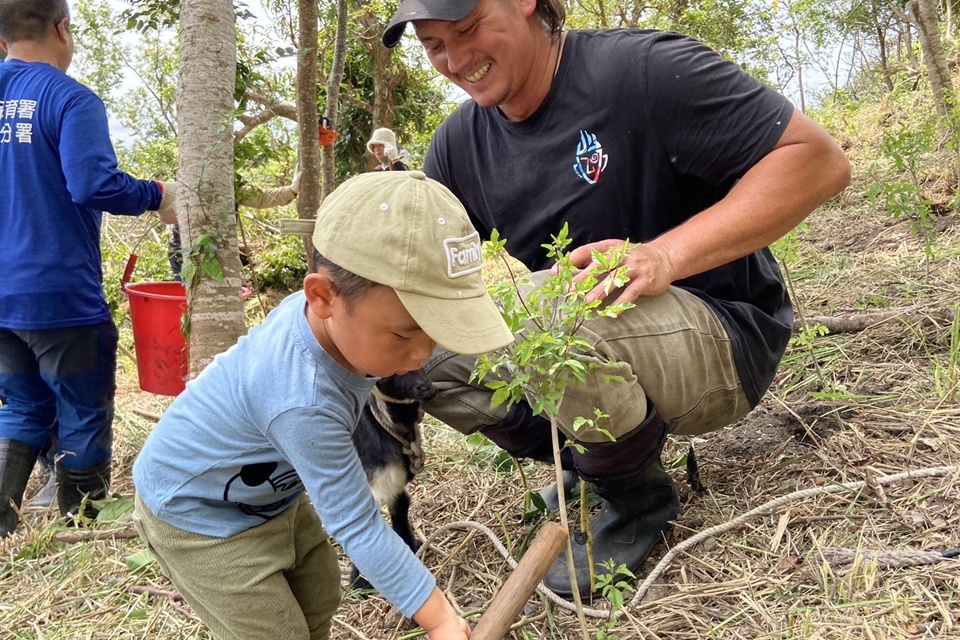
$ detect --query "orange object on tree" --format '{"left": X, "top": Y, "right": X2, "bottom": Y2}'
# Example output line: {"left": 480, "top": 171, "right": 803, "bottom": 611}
{"left": 318, "top": 116, "right": 339, "bottom": 147}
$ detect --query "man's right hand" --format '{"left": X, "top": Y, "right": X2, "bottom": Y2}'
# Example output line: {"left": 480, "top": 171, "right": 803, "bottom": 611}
{"left": 156, "top": 181, "right": 178, "bottom": 224}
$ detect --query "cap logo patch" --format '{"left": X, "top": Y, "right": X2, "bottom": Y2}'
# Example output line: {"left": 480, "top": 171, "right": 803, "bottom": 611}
{"left": 444, "top": 232, "right": 482, "bottom": 278}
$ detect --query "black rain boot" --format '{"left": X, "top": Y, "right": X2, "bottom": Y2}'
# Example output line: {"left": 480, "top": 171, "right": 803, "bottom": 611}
{"left": 0, "top": 439, "right": 42, "bottom": 537}
{"left": 536, "top": 449, "right": 580, "bottom": 511}
{"left": 57, "top": 459, "right": 111, "bottom": 523}
{"left": 543, "top": 408, "right": 680, "bottom": 599}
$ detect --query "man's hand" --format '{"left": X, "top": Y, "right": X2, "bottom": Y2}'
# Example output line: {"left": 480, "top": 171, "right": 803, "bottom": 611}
{"left": 290, "top": 169, "right": 302, "bottom": 196}
{"left": 156, "top": 181, "right": 178, "bottom": 225}
{"left": 566, "top": 239, "right": 676, "bottom": 306}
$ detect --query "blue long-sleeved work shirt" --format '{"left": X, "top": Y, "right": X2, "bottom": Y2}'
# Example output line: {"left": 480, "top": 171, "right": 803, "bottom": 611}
{"left": 0, "top": 59, "right": 162, "bottom": 329}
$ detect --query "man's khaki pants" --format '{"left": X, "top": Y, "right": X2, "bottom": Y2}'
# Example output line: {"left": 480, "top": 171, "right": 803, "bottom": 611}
{"left": 424, "top": 274, "right": 753, "bottom": 443}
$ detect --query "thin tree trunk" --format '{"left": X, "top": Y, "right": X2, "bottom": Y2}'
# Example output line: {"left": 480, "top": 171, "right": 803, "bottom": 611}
{"left": 877, "top": 24, "right": 895, "bottom": 92}
{"left": 912, "top": 0, "right": 955, "bottom": 116}
{"left": 177, "top": 0, "right": 244, "bottom": 374}
{"left": 322, "top": 0, "right": 348, "bottom": 199}
{"left": 792, "top": 27, "right": 806, "bottom": 113}
{"left": 296, "top": 0, "right": 320, "bottom": 271}
{"left": 357, "top": 5, "right": 403, "bottom": 134}
{"left": 946, "top": 0, "right": 955, "bottom": 41}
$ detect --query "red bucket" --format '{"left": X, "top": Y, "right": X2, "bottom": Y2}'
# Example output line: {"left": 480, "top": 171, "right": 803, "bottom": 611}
{"left": 124, "top": 281, "right": 188, "bottom": 396}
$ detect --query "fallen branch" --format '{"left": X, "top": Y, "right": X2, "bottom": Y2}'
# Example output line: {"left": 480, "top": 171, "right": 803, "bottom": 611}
{"left": 55, "top": 526, "right": 139, "bottom": 543}
{"left": 820, "top": 545, "right": 960, "bottom": 571}
{"left": 128, "top": 584, "right": 199, "bottom": 621}
{"left": 797, "top": 307, "right": 954, "bottom": 334}
{"left": 130, "top": 408, "right": 162, "bottom": 422}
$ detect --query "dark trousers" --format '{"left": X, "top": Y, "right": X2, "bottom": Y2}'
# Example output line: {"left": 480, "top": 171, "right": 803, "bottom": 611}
{"left": 0, "top": 322, "right": 118, "bottom": 469}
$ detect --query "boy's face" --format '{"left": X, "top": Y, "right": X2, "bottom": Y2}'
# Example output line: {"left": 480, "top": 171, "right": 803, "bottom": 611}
{"left": 305, "top": 276, "right": 437, "bottom": 378}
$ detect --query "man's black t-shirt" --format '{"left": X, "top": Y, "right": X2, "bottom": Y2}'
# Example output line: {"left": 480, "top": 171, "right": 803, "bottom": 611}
{"left": 424, "top": 29, "right": 796, "bottom": 407}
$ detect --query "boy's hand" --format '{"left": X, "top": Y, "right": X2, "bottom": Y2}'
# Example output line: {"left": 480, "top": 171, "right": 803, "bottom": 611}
{"left": 426, "top": 614, "right": 471, "bottom": 639}
{"left": 413, "top": 587, "right": 471, "bottom": 639}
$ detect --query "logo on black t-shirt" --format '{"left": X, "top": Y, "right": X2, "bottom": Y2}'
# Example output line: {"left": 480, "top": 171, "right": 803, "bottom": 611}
{"left": 573, "top": 130, "right": 608, "bottom": 185}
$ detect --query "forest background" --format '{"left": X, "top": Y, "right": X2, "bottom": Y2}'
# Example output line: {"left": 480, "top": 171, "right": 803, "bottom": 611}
{"left": 1, "top": 0, "right": 959, "bottom": 638}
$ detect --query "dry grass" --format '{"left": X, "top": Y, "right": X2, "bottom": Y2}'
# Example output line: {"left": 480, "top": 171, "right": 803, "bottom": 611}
{"left": 4, "top": 174, "right": 960, "bottom": 638}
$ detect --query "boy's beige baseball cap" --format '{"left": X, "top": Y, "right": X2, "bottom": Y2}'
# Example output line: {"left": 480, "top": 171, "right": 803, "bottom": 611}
{"left": 313, "top": 171, "right": 513, "bottom": 355}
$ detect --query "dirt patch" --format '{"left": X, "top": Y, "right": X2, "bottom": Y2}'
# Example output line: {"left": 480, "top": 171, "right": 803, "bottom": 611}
{"left": 688, "top": 400, "right": 845, "bottom": 464}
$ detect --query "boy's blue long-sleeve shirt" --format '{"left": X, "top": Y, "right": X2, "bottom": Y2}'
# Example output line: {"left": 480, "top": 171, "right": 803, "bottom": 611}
{"left": 133, "top": 292, "right": 436, "bottom": 619}
{"left": 0, "top": 59, "right": 162, "bottom": 330}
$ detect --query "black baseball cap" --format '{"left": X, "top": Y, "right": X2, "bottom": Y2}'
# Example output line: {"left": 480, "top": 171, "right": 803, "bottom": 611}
{"left": 382, "top": 0, "right": 479, "bottom": 48}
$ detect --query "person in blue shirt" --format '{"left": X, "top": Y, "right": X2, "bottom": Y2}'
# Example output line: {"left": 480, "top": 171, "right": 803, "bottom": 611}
{"left": 0, "top": 0, "right": 177, "bottom": 537}
{"left": 133, "top": 171, "right": 512, "bottom": 640}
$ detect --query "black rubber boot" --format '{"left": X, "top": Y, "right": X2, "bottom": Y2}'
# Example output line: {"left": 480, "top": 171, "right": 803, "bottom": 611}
{"left": 537, "top": 462, "right": 580, "bottom": 512}
{"left": 1, "top": 439, "right": 42, "bottom": 537}
{"left": 543, "top": 409, "right": 680, "bottom": 599}
{"left": 57, "top": 459, "right": 111, "bottom": 522}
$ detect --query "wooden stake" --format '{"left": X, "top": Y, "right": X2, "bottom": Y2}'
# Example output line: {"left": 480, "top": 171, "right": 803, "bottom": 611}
{"left": 472, "top": 521, "right": 568, "bottom": 640}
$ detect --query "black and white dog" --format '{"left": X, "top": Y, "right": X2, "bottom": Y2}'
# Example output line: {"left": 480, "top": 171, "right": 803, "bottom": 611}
{"left": 348, "top": 370, "right": 438, "bottom": 591}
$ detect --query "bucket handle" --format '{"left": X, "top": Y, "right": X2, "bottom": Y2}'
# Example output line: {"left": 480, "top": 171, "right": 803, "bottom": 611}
{"left": 121, "top": 216, "right": 167, "bottom": 290}
{"left": 121, "top": 253, "right": 138, "bottom": 290}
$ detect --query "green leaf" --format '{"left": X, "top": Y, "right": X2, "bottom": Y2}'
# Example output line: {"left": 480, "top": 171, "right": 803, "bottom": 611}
{"left": 180, "top": 259, "right": 196, "bottom": 284}
{"left": 493, "top": 450, "right": 514, "bottom": 473}
{"left": 202, "top": 258, "right": 224, "bottom": 283}
{"left": 94, "top": 494, "right": 134, "bottom": 522}
{"left": 125, "top": 548, "right": 155, "bottom": 572}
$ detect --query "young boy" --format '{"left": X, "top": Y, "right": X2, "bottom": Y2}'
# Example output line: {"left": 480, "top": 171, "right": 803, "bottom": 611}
{"left": 132, "top": 171, "right": 513, "bottom": 639}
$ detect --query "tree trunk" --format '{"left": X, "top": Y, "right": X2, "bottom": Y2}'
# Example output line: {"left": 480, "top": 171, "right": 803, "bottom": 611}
{"left": 876, "top": 24, "right": 895, "bottom": 92}
{"left": 792, "top": 26, "right": 806, "bottom": 113}
{"left": 900, "top": 15, "right": 921, "bottom": 73}
{"left": 177, "top": 0, "right": 245, "bottom": 374}
{"left": 946, "top": 0, "right": 955, "bottom": 41}
{"left": 911, "top": 0, "right": 954, "bottom": 115}
{"left": 356, "top": 4, "right": 403, "bottom": 131}
{"left": 296, "top": 0, "right": 320, "bottom": 272}
{"left": 358, "top": 12, "right": 395, "bottom": 128}
{"left": 322, "top": 0, "right": 348, "bottom": 199}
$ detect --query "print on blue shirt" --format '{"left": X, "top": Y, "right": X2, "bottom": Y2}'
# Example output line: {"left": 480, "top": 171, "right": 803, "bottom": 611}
{"left": 0, "top": 98, "right": 38, "bottom": 144}
{"left": 223, "top": 461, "right": 304, "bottom": 519}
